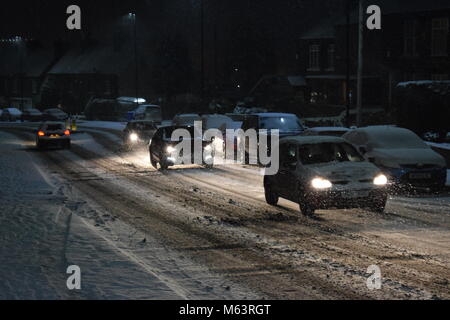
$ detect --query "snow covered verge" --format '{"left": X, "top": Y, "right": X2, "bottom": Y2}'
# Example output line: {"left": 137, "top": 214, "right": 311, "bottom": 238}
{"left": 0, "top": 131, "right": 254, "bottom": 300}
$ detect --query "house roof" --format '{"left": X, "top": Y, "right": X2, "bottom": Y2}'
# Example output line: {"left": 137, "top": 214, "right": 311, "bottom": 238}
{"left": 300, "top": 19, "right": 336, "bottom": 40}
{"left": 0, "top": 43, "right": 54, "bottom": 77}
{"left": 302, "top": 0, "right": 450, "bottom": 39}
{"left": 336, "top": 0, "right": 450, "bottom": 25}
{"left": 48, "top": 43, "right": 134, "bottom": 75}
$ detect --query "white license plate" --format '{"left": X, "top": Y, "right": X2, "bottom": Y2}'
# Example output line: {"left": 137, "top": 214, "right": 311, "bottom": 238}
{"left": 342, "top": 191, "right": 369, "bottom": 199}
{"left": 409, "top": 173, "right": 431, "bottom": 179}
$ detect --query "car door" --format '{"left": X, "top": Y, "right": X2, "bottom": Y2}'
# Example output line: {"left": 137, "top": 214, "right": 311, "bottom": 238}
{"left": 276, "top": 143, "right": 299, "bottom": 200}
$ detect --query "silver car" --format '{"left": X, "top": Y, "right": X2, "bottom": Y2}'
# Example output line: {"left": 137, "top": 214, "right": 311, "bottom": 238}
{"left": 264, "top": 136, "right": 389, "bottom": 216}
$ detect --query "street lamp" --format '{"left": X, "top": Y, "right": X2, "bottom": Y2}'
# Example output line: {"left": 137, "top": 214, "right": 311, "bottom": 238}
{"left": 14, "top": 36, "right": 24, "bottom": 111}
{"left": 128, "top": 13, "right": 139, "bottom": 108}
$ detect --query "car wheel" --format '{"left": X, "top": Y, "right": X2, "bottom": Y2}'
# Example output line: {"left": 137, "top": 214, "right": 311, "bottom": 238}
{"left": 66, "top": 141, "right": 71, "bottom": 149}
{"left": 36, "top": 141, "right": 43, "bottom": 150}
{"left": 159, "top": 161, "right": 169, "bottom": 171}
{"left": 298, "top": 189, "right": 315, "bottom": 216}
{"left": 150, "top": 156, "right": 158, "bottom": 170}
{"left": 369, "top": 196, "right": 387, "bottom": 213}
{"left": 264, "top": 183, "right": 279, "bottom": 206}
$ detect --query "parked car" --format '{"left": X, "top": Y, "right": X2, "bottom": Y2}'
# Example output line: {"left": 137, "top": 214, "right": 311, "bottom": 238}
{"left": 230, "top": 113, "right": 304, "bottom": 164}
{"left": 36, "top": 122, "right": 71, "bottom": 149}
{"left": 84, "top": 97, "right": 143, "bottom": 121}
{"left": 133, "top": 105, "right": 162, "bottom": 124}
{"left": 43, "top": 108, "right": 69, "bottom": 121}
{"left": 302, "top": 127, "right": 351, "bottom": 137}
{"left": 343, "top": 126, "right": 447, "bottom": 190}
{"left": 122, "top": 121, "right": 158, "bottom": 149}
{"left": 0, "top": 108, "right": 22, "bottom": 122}
{"left": 264, "top": 136, "right": 388, "bottom": 216}
{"left": 149, "top": 125, "right": 214, "bottom": 170}
{"left": 172, "top": 114, "right": 202, "bottom": 126}
{"left": 21, "top": 109, "right": 44, "bottom": 122}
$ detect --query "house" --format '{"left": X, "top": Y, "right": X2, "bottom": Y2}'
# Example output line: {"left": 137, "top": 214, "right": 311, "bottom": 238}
{"left": 0, "top": 39, "right": 56, "bottom": 110}
{"left": 298, "top": 0, "right": 450, "bottom": 110}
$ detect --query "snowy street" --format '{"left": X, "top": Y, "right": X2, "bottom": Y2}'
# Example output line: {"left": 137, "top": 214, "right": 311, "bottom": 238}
{"left": 1, "top": 123, "right": 450, "bottom": 300}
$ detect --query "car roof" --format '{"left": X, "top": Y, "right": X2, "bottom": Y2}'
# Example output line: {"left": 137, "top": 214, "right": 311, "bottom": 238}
{"left": 253, "top": 113, "right": 297, "bottom": 117}
{"left": 306, "top": 127, "right": 350, "bottom": 132}
{"left": 280, "top": 135, "right": 347, "bottom": 145}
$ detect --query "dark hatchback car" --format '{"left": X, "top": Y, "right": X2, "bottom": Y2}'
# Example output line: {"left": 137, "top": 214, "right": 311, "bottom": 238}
{"left": 36, "top": 122, "right": 71, "bottom": 149}
{"left": 264, "top": 136, "right": 388, "bottom": 216}
{"left": 43, "top": 108, "right": 69, "bottom": 121}
{"left": 21, "top": 109, "right": 44, "bottom": 122}
{"left": 122, "top": 120, "right": 158, "bottom": 150}
{"left": 149, "top": 125, "right": 214, "bottom": 170}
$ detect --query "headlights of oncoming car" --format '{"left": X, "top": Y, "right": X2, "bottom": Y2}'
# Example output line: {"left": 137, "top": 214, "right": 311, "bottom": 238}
{"left": 129, "top": 133, "right": 139, "bottom": 143}
{"left": 311, "top": 178, "right": 333, "bottom": 190}
{"left": 374, "top": 174, "right": 388, "bottom": 186}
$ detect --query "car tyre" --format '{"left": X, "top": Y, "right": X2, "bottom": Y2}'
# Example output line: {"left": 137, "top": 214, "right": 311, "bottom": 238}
{"left": 369, "top": 196, "right": 387, "bottom": 213}
{"left": 298, "top": 190, "right": 315, "bottom": 216}
{"left": 66, "top": 141, "right": 71, "bottom": 149}
{"left": 264, "top": 183, "right": 279, "bottom": 206}
{"left": 159, "top": 160, "right": 169, "bottom": 171}
{"left": 150, "top": 155, "right": 158, "bottom": 170}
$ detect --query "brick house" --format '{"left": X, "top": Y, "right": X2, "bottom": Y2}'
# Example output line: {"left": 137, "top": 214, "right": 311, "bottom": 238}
{"left": 298, "top": 0, "right": 450, "bottom": 110}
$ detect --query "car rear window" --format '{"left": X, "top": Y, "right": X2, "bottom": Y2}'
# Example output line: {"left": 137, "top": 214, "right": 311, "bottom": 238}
{"left": 46, "top": 124, "right": 64, "bottom": 131}
{"left": 299, "top": 143, "right": 364, "bottom": 165}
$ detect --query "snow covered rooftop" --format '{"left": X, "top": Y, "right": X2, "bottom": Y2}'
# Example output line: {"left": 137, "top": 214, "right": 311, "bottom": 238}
{"left": 0, "top": 44, "right": 54, "bottom": 77}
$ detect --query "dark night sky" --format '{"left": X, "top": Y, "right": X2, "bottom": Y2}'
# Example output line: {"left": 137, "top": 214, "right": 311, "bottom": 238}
{"left": 0, "top": 0, "right": 345, "bottom": 41}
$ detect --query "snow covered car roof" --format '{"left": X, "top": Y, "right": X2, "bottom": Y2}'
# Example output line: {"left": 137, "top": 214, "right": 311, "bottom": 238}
{"left": 348, "top": 126, "right": 428, "bottom": 149}
{"left": 4, "top": 108, "right": 22, "bottom": 115}
{"left": 254, "top": 113, "right": 298, "bottom": 118}
{"left": 280, "top": 135, "right": 346, "bottom": 145}
{"left": 305, "top": 127, "right": 350, "bottom": 132}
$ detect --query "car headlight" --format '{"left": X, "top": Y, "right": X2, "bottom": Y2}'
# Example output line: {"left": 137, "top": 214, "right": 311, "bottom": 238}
{"left": 166, "top": 146, "right": 176, "bottom": 153}
{"left": 374, "top": 174, "right": 388, "bottom": 186}
{"left": 311, "top": 178, "right": 332, "bottom": 189}
{"left": 129, "top": 133, "right": 139, "bottom": 142}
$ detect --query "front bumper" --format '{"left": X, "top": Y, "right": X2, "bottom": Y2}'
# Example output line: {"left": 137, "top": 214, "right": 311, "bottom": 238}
{"left": 305, "top": 188, "right": 387, "bottom": 210}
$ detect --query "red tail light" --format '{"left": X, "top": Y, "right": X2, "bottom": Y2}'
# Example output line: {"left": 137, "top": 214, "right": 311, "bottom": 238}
{"left": 38, "top": 131, "right": 45, "bottom": 136}
{"left": 64, "top": 130, "right": 71, "bottom": 136}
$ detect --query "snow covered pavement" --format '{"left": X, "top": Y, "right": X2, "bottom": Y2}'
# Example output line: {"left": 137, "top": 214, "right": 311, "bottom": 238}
{"left": 0, "top": 131, "right": 240, "bottom": 300}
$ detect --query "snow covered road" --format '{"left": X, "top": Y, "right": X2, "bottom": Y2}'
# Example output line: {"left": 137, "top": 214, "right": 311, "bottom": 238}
{"left": 1, "top": 124, "right": 450, "bottom": 300}
{"left": 0, "top": 131, "right": 250, "bottom": 300}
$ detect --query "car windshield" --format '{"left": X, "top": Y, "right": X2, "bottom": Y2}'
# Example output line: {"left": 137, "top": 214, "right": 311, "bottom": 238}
{"left": 368, "top": 130, "right": 427, "bottom": 149}
{"left": 163, "top": 127, "right": 202, "bottom": 140}
{"left": 299, "top": 142, "right": 364, "bottom": 165}
{"left": 259, "top": 116, "right": 303, "bottom": 131}
{"left": 45, "top": 124, "right": 64, "bottom": 131}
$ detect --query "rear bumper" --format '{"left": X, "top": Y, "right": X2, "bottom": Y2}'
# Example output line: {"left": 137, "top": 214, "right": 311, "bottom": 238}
{"left": 305, "top": 188, "right": 387, "bottom": 210}
{"left": 38, "top": 136, "right": 70, "bottom": 144}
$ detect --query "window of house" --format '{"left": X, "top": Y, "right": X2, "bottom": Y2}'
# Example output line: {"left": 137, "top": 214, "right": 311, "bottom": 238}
{"left": 431, "top": 18, "right": 449, "bottom": 56}
{"left": 404, "top": 19, "right": 416, "bottom": 56}
{"left": 308, "top": 44, "right": 320, "bottom": 71}
{"left": 327, "top": 44, "right": 335, "bottom": 70}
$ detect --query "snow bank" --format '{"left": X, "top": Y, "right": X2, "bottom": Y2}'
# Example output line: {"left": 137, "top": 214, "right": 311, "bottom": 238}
{"left": 77, "top": 121, "right": 126, "bottom": 131}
